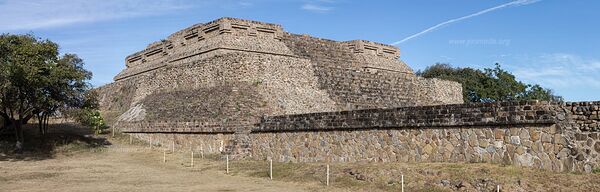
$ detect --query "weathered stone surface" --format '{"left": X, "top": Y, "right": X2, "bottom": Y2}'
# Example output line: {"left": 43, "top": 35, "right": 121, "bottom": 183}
{"left": 541, "top": 133, "right": 553, "bottom": 143}
{"left": 530, "top": 130, "right": 540, "bottom": 142}
{"left": 515, "top": 153, "right": 534, "bottom": 167}
{"left": 98, "top": 17, "right": 464, "bottom": 130}
{"left": 95, "top": 17, "right": 600, "bottom": 173}
{"left": 494, "top": 129, "right": 504, "bottom": 140}
{"left": 510, "top": 136, "right": 521, "bottom": 145}
{"left": 121, "top": 96, "right": 600, "bottom": 173}
{"left": 516, "top": 146, "right": 526, "bottom": 155}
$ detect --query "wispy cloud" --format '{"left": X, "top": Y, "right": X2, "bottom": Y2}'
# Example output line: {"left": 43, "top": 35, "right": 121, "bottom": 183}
{"left": 0, "top": 0, "right": 190, "bottom": 31}
{"left": 301, "top": 0, "right": 335, "bottom": 13}
{"left": 510, "top": 53, "right": 600, "bottom": 89}
{"left": 392, "top": 0, "right": 541, "bottom": 45}
{"left": 301, "top": 4, "right": 333, "bottom": 12}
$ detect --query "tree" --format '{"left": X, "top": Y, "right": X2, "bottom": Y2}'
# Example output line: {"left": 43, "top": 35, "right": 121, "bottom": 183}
{"left": 417, "top": 63, "right": 563, "bottom": 103}
{"left": 0, "top": 34, "right": 91, "bottom": 152}
{"left": 36, "top": 54, "right": 92, "bottom": 135}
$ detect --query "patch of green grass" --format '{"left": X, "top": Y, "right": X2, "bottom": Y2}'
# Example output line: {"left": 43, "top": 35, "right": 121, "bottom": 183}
{"left": 592, "top": 168, "right": 600, "bottom": 174}
{"left": 443, "top": 163, "right": 465, "bottom": 169}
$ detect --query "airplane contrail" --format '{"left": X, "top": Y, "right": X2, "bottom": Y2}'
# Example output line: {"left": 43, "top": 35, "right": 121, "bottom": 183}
{"left": 391, "top": 0, "right": 541, "bottom": 45}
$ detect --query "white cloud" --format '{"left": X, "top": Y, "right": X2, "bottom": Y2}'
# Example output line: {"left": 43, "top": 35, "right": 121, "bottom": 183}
{"left": 301, "top": 0, "right": 336, "bottom": 13}
{"left": 301, "top": 3, "right": 333, "bottom": 12}
{"left": 510, "top": 53, "right": 600, "bottom": 89}
{"left": 0, "top": 0, "right": 190, "bottom": 31}
{"left": 238, "top": 1, "right": 253, "bottom": 7}
{"left": 439, "top": 55, "right": 454, "bottom": 61}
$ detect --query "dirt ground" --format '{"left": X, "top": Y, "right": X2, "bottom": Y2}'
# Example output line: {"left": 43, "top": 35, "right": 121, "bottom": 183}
{"left": 0, "top": 124, "right": 337, "bottom": 192}
{"left": 1, "top": 124, "right": 600, "bottom": 192}
{"left": 0, "top": 146, "right": 331, "bottom": 192}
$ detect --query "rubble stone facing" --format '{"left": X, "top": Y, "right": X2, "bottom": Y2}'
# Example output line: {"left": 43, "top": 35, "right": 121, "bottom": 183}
{"left": 255, "top": 101, "right": 556, "bottom": 132}
{"left": 97, "top": 17, "right": 463, "bottom": 124}
{"left": 125, "top": 101, "right": 600, "bottom": 172}
{"left": 246, "top": 101, "right": 598, "bottom": 172}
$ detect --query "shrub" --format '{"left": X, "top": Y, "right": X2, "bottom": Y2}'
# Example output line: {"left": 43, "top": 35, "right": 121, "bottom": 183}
{"left": 68, "top": 108, "right": 108, "bottom": 134}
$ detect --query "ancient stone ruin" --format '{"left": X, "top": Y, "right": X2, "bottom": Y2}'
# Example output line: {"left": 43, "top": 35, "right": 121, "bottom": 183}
{"left": 97, "top": 17, "right": 600, "bottom": 172}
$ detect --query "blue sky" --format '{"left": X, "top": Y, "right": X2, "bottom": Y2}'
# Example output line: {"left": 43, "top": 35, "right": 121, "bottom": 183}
{"left": 1, "top": 0, "right": 598, "bottom": 101}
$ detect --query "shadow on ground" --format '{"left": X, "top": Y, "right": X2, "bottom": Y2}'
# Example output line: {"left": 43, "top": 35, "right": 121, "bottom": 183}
{"left": 0, "top": 123, "right": 111, "bottom": 161}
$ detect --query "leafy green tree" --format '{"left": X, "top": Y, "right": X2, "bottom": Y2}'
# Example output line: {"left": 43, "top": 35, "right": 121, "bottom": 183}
{"left": 0, "top": 34, "right": 91, "bottom": 152}
{"left": 417, "top": 63, "right": 562, "bottom": 103}
{"left": 36, "top": 54, "right": 92, "bottom": 135}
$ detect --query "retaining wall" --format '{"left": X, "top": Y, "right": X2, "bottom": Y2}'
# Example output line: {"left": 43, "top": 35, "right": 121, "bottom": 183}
{"left": 124, "top": 101, "right": 600, "bottom": 172}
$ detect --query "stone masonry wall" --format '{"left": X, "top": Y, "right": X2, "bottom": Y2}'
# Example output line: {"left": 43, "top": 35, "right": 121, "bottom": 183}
{"left": 254, "top": 101, "right": 556, "bottom": 132}
{"left": 247, "top": 101, "right": 599, "bottom": 172}
{"left": 98, "top": 18, "right": 463, "bottom": 127}
{"left": 99, "top": 51, "right": 339, "bottom": 126}
{"left": 280, "top": 33, "right": 463, "bottom": 109}
{"left": 559, "top": 102, "right": 600, "bottom": 172}
{"left": 249, "top": 125, "right": 561, "bottom": 168}
{"left": 124, "top": 101, "right": 600, "bottom": 172}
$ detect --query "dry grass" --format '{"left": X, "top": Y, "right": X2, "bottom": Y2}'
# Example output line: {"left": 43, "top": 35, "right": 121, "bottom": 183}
{"left": 1, "top": 124, "right": 600, "bottom": 191}
{"left": 0, "top": 129, "right": 323, "bottom": 192}
{"left": 227, "top": 159, "right": 600, "bottom": 191}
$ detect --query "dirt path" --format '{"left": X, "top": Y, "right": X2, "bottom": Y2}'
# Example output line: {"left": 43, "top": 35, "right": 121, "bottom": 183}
{"left": 0, "top": 142, "right": 327, "bottom": 192}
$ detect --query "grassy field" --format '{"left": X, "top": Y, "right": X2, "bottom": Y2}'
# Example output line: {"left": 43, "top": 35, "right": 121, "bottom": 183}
{"left": 1, "top": 124, "right": 600, "bottom": 191}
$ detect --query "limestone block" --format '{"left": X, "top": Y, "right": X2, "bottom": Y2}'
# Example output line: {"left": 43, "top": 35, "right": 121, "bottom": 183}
{"left": 515, "top": 153, "right": 534, "bottom": 167}
{"left": 510, "top": 136, "right": 521, "bottom": 145}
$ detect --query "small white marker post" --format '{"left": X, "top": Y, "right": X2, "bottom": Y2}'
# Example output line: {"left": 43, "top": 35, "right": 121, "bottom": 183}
{"left": 163, "top": 150, "right": 166, "bottom": 163}
{"left": 129, "top": 134, "right": 132, "bottom": 144}
{"left": 497, "top": 185, "right": 500, "bottom": 192}
{"left": 172, "top": 140, "right": 175, "bottom": 153}
{"left": 226, "top": 155, "right": 230, "bottom": 174}
{"left": 112, "top": 126, "right": 115, "bottom": 137}
{"left": 401, "top": 175, "right": 404, "bottom": 192}
{"left": 191, "top": 151, "right": 194, "bottom": 167}
{"left": 200, "top": 144, "right": 204, "bottom": 159}
{"left": 269, "top": 159, "right": 273, "bottom": 180}
{"left": 326, "top": 164, "right": 330, "bottom": 186}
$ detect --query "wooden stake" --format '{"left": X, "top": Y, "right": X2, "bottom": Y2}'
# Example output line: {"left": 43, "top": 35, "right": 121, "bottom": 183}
{"left": 163, "top": 150, "right": 166, "bottom": 163}
{"left": 269, "top": 159, "right": 273, "bottom": 180}
{"left": 200, "top": 144, "right": 204, "bottom": 159}
{"left": 172, "top": 140, "right": 175, "bottom": 153}
{"left": 401, "top": 174, "right": 404, "bottom": 192}
{"left": 326, "top": 165, "right": 330, "bottom": 186}
{"left": 226, "top": 155, "right": 229, "bottom": 174}
{"left": 191, "top": 151, "right": 194, "bottom": 167}
{"left": 112, "top": 126, "right": 115, "bottom": 137}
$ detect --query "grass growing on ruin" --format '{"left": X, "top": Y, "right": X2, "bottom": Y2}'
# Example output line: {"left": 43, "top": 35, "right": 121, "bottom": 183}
{"left": 97, "top": 133, "right": 600, "bottom": 191}
{"left": 213, "top": 158, "right": 600, "bottom": 192}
